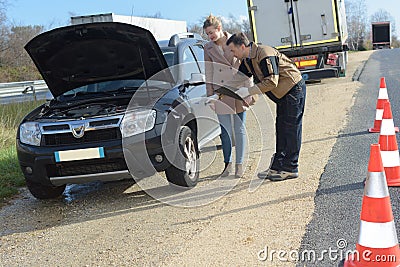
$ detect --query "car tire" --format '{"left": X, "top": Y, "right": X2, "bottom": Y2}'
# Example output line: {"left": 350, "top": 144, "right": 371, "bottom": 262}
{"left": 25, "top": 180, "right": 66, "bottom": 199}
{"left": 165, "top": 126, "right": 199, "bottom": 187}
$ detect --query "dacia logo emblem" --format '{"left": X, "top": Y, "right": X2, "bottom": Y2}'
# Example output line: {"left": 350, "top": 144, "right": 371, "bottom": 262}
{"left": 71, "top": 123, "right": 85, "bottom": 138}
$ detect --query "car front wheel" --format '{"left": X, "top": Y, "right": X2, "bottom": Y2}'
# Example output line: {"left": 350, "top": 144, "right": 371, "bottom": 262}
{"left": 165, "top": 126, "right": 199, "bottom": 187}
{"left": 25, "top": 180, "right": 66, "bottom": 199}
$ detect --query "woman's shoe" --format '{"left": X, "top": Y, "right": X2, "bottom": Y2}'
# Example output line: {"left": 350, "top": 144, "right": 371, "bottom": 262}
{"left": 221, "top": 162, "right": 233, "bottom": 177}
{"left": 235, "top": 164, "right": 244, "bottom": 178}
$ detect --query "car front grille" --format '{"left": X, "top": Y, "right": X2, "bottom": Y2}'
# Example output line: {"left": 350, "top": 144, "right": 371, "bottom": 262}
{"left": 43, "top": 128, "right": 121, "bottom": 146}
{"left": 47, "top": 159, "right": 127, "bottom": 177}
{"left": 39, "top": 114, "right": 123, "bottom": 147}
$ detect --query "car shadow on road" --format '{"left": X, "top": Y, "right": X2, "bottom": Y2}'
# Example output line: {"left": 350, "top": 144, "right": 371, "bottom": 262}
{"left": 0, "top": 170, "right": 263, "bottom": 237}
{"left": 2, "top": 175, "right": 362, "bottom": 237}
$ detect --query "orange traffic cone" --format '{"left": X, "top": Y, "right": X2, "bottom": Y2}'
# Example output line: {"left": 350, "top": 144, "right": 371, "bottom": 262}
{"left": 379, "top": 101, "right": 400, "bottom": 186}
{"left": 369, "top": 77, "right": 398, "bottom": 133}
{"left": 341, "top": 144, "right": 400, "bottom": 267}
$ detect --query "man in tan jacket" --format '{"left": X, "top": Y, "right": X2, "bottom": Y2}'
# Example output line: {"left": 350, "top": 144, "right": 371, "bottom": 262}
{"left": 226, "top": 32, "right": 306, "bottom": 181}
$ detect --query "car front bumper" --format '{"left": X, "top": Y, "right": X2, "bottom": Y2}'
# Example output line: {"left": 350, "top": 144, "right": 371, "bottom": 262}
{"left": 17, "top": 125, "right": 172, "bottom": 186}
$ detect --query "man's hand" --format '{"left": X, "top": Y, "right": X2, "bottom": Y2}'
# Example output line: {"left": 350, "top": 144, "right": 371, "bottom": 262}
{"left": 235, "top": 87, "right": 250, "bottom": 99}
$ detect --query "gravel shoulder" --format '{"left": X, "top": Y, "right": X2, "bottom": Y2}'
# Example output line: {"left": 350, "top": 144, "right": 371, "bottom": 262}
{"left": 0, "top": 50, "right": 374, "bottom": 266}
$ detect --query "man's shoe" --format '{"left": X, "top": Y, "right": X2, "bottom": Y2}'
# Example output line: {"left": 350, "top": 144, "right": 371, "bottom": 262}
{"left": 257, "top": 154, "right": 276, "bottom": 179}
{"left": 257, "top": 169, "right": 278, "bottom": 179}
{"left": 267, "top": 170, "right": 299, "bottom": 181}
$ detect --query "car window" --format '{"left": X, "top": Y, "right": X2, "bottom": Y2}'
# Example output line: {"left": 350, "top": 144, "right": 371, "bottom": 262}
{"left": 182, "top": 47, "right": 201, "bottom": 81}
{"left": 192, "top": 44, "right": 205, "bottom": 73}
{"left": 162, "top": 51, "right": 175, "bottom": 67}
{"left": 160, "top": 48, "right": 179, "bottom": 82}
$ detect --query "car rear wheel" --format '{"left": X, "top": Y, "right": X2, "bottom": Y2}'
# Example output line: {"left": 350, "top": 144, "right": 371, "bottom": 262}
{"left": 26, "top": 180, "right": 66, "bottom": 199}
{"left": 165, "top": 126, "right": 199, "bottom": 187}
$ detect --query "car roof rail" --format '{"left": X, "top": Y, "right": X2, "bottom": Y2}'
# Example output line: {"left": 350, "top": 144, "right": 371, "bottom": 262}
{"left": 168, "top": 32, "right": 203, "bottom": 47}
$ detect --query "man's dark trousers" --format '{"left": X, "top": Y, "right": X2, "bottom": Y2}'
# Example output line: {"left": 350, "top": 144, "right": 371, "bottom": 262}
{"left": 267, "top": 79, "right": 306, "bottom": 173}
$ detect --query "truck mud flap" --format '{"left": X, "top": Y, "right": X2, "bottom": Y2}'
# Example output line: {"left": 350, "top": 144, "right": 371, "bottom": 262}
{"left": 301, "top": 68, "right": 338, "bottom": 81}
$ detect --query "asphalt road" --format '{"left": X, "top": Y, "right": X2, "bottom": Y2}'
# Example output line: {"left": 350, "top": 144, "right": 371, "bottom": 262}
{"left": 298, "top": 48, "right": 400, "bottom": 266}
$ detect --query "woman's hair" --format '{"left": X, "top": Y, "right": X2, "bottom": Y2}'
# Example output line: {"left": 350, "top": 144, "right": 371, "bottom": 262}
{"left": 226, "top": 32, "right": 251, "bottom": 47}
{"left": 202, "top": 14, "right": 222, "bottom": 29}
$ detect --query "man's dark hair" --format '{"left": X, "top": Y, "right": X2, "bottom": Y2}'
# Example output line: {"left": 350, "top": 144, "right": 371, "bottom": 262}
{"left": 226, "top": 32, "right": 251, "bottom": 47}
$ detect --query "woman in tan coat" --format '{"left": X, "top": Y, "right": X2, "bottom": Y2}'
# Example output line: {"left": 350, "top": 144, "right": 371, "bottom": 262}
{"left": 203, "top": 14, "right": 252, "bottom": 178}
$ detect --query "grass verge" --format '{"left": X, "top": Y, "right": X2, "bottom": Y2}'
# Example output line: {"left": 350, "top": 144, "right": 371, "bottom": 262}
{"left": 0, "top": 100, "right": 44, "bottom": 204}
{"left": 0, "top": 146, "right": 25, "bottom": 199}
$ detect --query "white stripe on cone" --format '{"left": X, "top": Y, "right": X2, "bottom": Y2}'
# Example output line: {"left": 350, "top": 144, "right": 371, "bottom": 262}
{"left": 365, "top": 172, "right": 390, "bottom": 198}
{"left": 381, "top": 151, "right": 400, "bottom": 167}
{"left": 358, "top": 220, "right": 399, "bottom": 248}
{"left": 378, "top": 88, "right": 389, "bottom": 99}
{"left": 375, "top": 109, "right": 384, "bottom": 120}
{"left": 381, "top": 119, "right": 396, "bottom": 135}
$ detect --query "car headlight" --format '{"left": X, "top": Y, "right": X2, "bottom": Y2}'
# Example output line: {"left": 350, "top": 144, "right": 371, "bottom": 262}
{"left": 19, "top": 122, "right": 42, "bottom": 146}
{"left": 120, "top": 109, "right": 156, "bottom": 138}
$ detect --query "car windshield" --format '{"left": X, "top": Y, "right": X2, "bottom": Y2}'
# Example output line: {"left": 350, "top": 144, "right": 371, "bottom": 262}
{"left": 58, "top": 79, "right": 172, "bottom": 101}
{"left": 60, "top": 79, "right": 143, "bottom": 97}
{"left": 56, "top": 47, "right": 179, "bottom": 102}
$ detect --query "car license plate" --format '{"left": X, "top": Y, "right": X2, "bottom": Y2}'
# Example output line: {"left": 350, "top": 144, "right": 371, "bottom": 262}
{"left": 54, "top": 147, "right": 104, "bottom": 162}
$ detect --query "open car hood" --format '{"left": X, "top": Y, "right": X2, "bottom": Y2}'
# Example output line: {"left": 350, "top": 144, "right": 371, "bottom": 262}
{"left": 25, "top": 22, "right": 174, "bottom": 97}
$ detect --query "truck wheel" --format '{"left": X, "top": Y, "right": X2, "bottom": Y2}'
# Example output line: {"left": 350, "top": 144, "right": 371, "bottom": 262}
{"left": 165, "top": 126, "right": 199, "bottom": 188}
{"left": 26, "top": 180, "right": 66, "bottom": 199}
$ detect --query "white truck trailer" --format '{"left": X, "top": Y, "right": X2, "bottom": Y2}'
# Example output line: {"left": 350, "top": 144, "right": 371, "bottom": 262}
{"left": 247, "top": 0, "right": 348, "bottom": 81}
{"left": 70, "top": 13, "right": 187, "bottom": 41}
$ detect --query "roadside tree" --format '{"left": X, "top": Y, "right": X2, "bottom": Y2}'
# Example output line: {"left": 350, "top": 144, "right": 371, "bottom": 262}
{"left": 345, "top": 0, "right": 368, "bottom": 50}
{"left": 0, "top": 0, "right": 43, "bottom": 82}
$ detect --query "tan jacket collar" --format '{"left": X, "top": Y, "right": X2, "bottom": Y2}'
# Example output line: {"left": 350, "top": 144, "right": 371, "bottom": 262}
{"left": 248, "top": 42, "right": 258, "bottom": 59}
